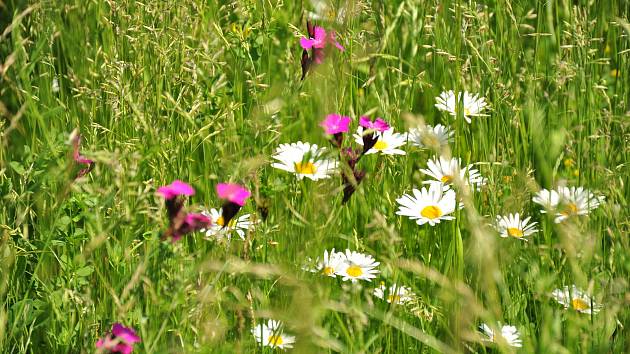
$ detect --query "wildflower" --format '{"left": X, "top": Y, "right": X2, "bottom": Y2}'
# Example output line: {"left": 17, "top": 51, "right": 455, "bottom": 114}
{"left": 271, "top": 142, "right": 338, "bottom": 180}
{"left": 157, "top": 180, "right": 212, "bottom": 242}
{"left": 396, "top": 183, "right": 457, "bottom": 226}
{"left": 251, "top": 320, "right": 295, "bottom": 350}
{"left": 335, "top": 249, "right": 380, "bottom": 282}
{"left": 435, "top": 90, "right": 488, "bottom": 123}
{"left": 532, "top": 186, "right": 604, "bottom": 223}
{"left": 156, "top": 180, "right": 195, "bottom": 200}
{"left": 201, "top": 207, "right": 257, "bottom": 240}
{"left": 479, "top": 323, "right": 523, "bottom": 348}
{"left": 70, "top": 130, "right": 94, "bottom": 178}
{"left": 408, "top": 124, "right": 453, "bottom": 150}
{"left": 353, "top": 126, "right": 407, "bottom": 155}
{"left": 373, "top": 283, "right": 415, "bottom": 304}
{"left": 216, "top": 183, "right": 251, "bottom": 229}
{"left": 494, "top": 213, "right": 538, "bottom": 240}
{"left": 320, "top": 113, "right": 351, "bottom": 147}
{"left": 419, "top": 156, "right": 486, "bottom": 190}
{"left": 300, "top": 21, "right": 344, "bottom": 80}
{"left": 359, "top": 116, "right": 390, "bottom": 131}
{"left": 96, "top": 323, "right": 141, "bottom": 354}
{"left": 304, "top": 248, "right": 345, "bottom": 277}
{"left": 551, "top": 285, "right": 601, "bottom": 314}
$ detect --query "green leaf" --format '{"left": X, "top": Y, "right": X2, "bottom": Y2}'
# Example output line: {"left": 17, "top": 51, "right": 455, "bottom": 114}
{"left": 9, "top": 161, "right": 26, "bottom": 175}
{"left": 75, "top": 266, "right": 94, "bottom": 277}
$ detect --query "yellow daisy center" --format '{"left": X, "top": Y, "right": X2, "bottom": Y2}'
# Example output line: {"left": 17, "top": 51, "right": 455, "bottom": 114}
{"left": 267, "top": 335, "right": 283, "bottom": 346}
{"left": 420, "top": 205, "right": 442, "bottom": 219}
{"left": 373, "top": 140, "right": 388, "bottom": 150}
{"left": 571, "top": 298, "right": 589, "bottom": 311}
{"left": 346, "top": 265, "right": 363, "bottom": 278}
{"left": 387, "top": 295, "right": 402, "bottom": 303}
{"left": 464, "top": 107, "right": 471, "bottom": 116}
{"left": 294, "top": 162, "right": 317, "bottom": 175}
{"left": 561, "top": 203, "right": 578, "bottom": 216}
{"left": 507, "top": 227, "right": 524, "bottom": 238}
{"left": 215, "top": 216, "right": 236, "bottom": 228}
{"left": 440, "top": 175, "right": 453, "bottom": 183}
{"left": 422, "top": 135, "right": 439, "bottom": 147}
{"left": 322, "top": 266, "right": 335, "bottom": 276}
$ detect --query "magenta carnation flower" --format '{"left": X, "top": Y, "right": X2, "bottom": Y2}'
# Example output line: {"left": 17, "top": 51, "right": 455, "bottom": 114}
{"left": 96, "top": 323, "right": 141, "bottom": 354}
{"left": 300, "top": 21, "right": 344, "bottom": 80}
{"left": 321, "top": 114, "right": 351, "bottom": 135}
{"left": 358, "top": 116, "right": 390, "bottom": 155}
{"left": 216, "top": 183, "right": 250, "bottom": 230}
{"left": 157, "top": 180, "right": 195, "bottom": 200}
{"left": 321, "top": 114, "right": 351, "bottom": 147}
{"left": 71, "top": 131, "right": 94, "bottom": 178}
{"left": 359, "top": 116, "right": 390, "bottom": 132}
{"left": 216, "top": 183, "right": 250, "bottom": 206}
{"left": 156, "top": 180, "right": 210, "bottom": 242}
{"left": 300, "top": 26, "right": 327, "bottom": 50}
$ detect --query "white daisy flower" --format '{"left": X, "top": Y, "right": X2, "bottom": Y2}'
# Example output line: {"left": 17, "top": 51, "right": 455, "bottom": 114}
{"left": 494, "top": 213, "right": 538, "bottom": 240}
{"left": 408, "top": 124, "right": 454, "bottom": 150}
{"left": 419, "top": 156, "right": 487, "bottom": 190}
{"left": 396, "top": 183, "right": 457, "bottom": 226}
{"left": 479, "top": 323, "right": 523, "bottom": 348}
{"left": 251, "top": 320, "right": 295, "bottom": 350}
{"left": 435, "top": 90, "right": 488, "bottom": 123}
{"left": 201, "top": 208, "right": 257, "bottom": 240}
{"left": 532, "top": 186, "right": 604, "bottom": 223}
{"left": 335, "top": 249, "right": 380, "bottom": 282}
{"left": 271, "top": 141, "right": 338, "bottom": 180}
{"left": 353, "top": 127, "right": 407, "bottom": 155}
{"left": 551, "top": 285, "right": 601, "bottom": 314}
{"left": 303, "top": 249, "right": 345, "bottom": 277}
{"left": 373, "top": 283, "right": 415, "bottom": 304}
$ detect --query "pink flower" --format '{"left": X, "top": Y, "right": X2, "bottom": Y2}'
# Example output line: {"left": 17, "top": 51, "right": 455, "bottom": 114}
{"left": 157, "top": 180, "right": 195, "bottom": 200}
{"left": 96, "top": 323, "right": 140, "bottom": 354}
{"left": 320, "top": 114, "right": 351, "bottom": 135}
{"left": 168, "top": 213, "right": 212, "bottom": 242}
{"left": 300, "top": 21, "right": 344, "bottom": 80}
{"left": 300, "top": 26, "right": 327, "bottom": 50}
{"left": 71, "top": 131, "right": 94, "bottom": 178}
{"left": 359, "top": 116, "right": 390, "bottom": 132}
{"left": 216, "top": 183, "right": 250, "bottom": 207}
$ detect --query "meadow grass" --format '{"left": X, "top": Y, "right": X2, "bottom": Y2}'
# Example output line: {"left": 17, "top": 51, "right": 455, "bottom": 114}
{"left": 1, "top": 0, "right": 629, "bottom": 353}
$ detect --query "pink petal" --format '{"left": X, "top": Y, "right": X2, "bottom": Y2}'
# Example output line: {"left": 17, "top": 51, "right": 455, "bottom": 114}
{"left": 330, "top": 32, "right": 345, "bottom": 51}
{"left": 312, "top": 26, "right": 327, "bottom": 48}
{"left": 112, "top": 323, "right": 141, "bottom": 344}
{"left": 216, "top": 183, "right": 251, "bottom": 206}
{"left": 157, "top": 180, "right": 195, "bottom": 199}
{"left": 359, "top": 116, "right": 390, "bottom": 132}
{"left": 300, "top": 38, "right": 314, "bottom": 50}
{"left": 320, "top": 114, "right": 351, "bottom": 134}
